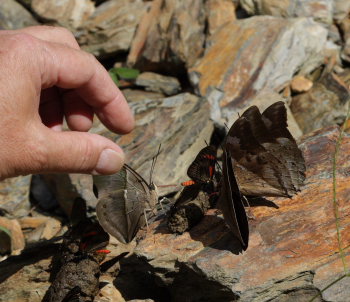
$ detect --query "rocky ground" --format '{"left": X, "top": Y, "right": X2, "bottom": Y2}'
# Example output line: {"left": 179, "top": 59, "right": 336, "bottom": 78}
{"left": 1, "top": 0, "right": 350, "bottom": 301}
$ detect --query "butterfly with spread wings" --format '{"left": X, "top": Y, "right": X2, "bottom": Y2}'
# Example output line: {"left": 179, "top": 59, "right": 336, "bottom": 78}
{"left": 218, "top": 101, "right": 306, "bottom": 250}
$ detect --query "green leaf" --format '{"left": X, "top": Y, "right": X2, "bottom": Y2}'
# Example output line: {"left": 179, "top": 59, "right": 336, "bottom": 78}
{"left": 109, "top": 69, "right": 120, "bottom": 86}
{"left": 0, "top": 226, "right": 11, "bottom": 237}
{"left": 114, "top": 67, "right": 140, "bottom": 80}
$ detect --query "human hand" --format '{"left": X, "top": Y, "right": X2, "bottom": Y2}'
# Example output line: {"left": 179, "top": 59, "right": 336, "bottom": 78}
{"left": 0, "top": 26, "right": 134, "bottom": 180}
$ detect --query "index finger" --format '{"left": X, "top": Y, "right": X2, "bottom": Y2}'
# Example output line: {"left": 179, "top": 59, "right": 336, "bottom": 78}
{"left": 33, "top": 36, "right": 134, "bottom": 134}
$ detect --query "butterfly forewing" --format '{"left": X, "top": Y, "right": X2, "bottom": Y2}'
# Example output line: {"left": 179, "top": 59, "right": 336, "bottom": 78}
{"left": 94, "top": 165, "right": 158, "bottom": 244}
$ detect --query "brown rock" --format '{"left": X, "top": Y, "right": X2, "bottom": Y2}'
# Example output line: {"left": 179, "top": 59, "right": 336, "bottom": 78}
{"left": 135, "top": 72, "right": 181, "bottom": 95}
{"left": 290, "top": 75, "right": 313, "bottom": 93}
{"left": 31, "top": 0, "right": 95, "bottom": 29}
{"left": 96, "top": 275, "right": 126, "bottom": 302}
{"left": 205, "top": 0, "right": 236, "bottom": 35}
{"left": 127, "top": 0, "right": 206, "bottom": 72}
{"left": 19, "top": 217, "right": 61, "bottom": 242}
{"left": 189, "top": 17, "right": 327, "bottom": 120}
{"left": 334, "top": 0, "right": 350, "bottom": 23}
{"left": 0, "top": 257, "right": 52, "bottom": 302}
{"left": 0, "top": 217, "right": 25, "bottom": 255}
{"left": 0, "top": 0, "right": 38, "bottom": 29}
{"left": 77, "top": 0, "right": 148, "bottom": 57}
{"left": 290, "top": 71, "right": 349, "bottom": 134}
{"left": 115, "top": 126, "right": 350, "bottom": 301}
{"left": 340, "top": 17, "right": 350, "bottom": 63}
{"left": 0, "top": 175, "right": 31, "bottom": 217}
{"left": 240, "top": 0, "right": 333, "bottom": 24}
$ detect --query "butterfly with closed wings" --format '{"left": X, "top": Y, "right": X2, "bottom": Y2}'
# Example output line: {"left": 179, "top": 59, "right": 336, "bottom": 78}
{"left": 93, "top": 163, "right": 158, "bottom": 244}
{"left": 218, "top": 101, "right": 306, "bottom": 250}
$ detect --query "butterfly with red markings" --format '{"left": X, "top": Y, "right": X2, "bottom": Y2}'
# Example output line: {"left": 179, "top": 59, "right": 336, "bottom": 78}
{"left": 181, "top": 145, "right": 217, "bottom": 188}
{"left": 218, "top": 101, "right": 305, "bottom": 250}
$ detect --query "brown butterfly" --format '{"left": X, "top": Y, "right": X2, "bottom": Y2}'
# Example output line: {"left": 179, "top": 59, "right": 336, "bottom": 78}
{"left": 218, "top": 101, "right": 305, "bottom": 250}
{"left": 93, "top": 164, "right": 158, "bottom": 244}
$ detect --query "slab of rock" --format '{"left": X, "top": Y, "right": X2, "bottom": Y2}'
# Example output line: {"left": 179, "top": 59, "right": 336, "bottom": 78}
{"left": 135, "top": 72, "right": 181, "bottom": 96}
{"left": 340, "top": 16, "right": 350, "bottom": 63}
{"left": 77, "top": 0, "right": 148, "bottom": 57}
{"left": 0, "top": 217, "right": 25, "bottom": 255}
{"left": 127, "top": 0, "right": 207, "bottom": 72}
{"left": 189, "top": 16, "right": 327, "bottom": 120}
{"left": 0, "top": 0, "right": 38, "bottom": 29}
{"left": 333, "top": 0, "right": 350, "bottom": 23}
{"left": 290, "top": 71, "right": 349, "bottom": 134}
{"left": 38, "top": 174, "right": 97, "bottom": 217}
{"left": 240, "top": 0, "right": 333, "bottom": 24}
{"left": 0, "top": 176, "right": 31, "bottom": 217}
{"left": 205, "top": 0, "right": 236, "bottom": 35}
{"left": 90, "top": 93, "right": 214, "bottom": 196}
{"left": 31, "top": 0, "right": 95, "bottom": 29}
{"left": 114, "top": 126, "right": 350, "bottom": 301}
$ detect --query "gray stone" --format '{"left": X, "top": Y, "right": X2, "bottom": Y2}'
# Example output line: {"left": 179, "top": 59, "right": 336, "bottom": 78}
{"left": 135, "top": 72, "right": 181, "bottom": 96}
{"left": 0, "top": 0, "right": 38, "bottom": 29}
{"left": 31, "top": 0, "right": 95, "bottom": 29}
{"left": 240, "top": 0, "right": 334, "bottom": 24}
{"left": 77, "top": 0, "right": 148, "bottom": 57}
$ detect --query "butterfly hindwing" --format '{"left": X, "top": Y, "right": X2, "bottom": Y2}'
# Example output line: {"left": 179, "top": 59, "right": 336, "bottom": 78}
{"left": 218, "top": 149, "right": 249, "bottom": 250}
{"left": 187, "top": 145, "right": 217, "bottom": 184}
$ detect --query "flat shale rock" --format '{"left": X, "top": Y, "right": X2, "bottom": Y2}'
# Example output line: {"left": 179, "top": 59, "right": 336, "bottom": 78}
{"left": 0, "top": 255, "right": 53, "bottom": 302}
{"left": 31, "top": 0, "right": 95, "bottom": 29}
{"left": 189, "top": 16, "right": 327, "bottom": 120}
{"left": 0, "top": 0, "right": 38, "bottom": 29}
{"left": 0, "top": 175, "right": 31, "bottom": 217}
{"left": 127, "top": 0, "right": 207, "bottom": 72}
{"left": 205, "top": 0, "right": 236, "bottom": 35}
{"left": 116, "top": 126, "right": 350, "bottom": 301}
{"left": 135, "top": 72, "right": 181, "bottom": 96}
{"left": 92, "top": 93, "right": 214, "bottom": 196}
{"left": 77, "top": 0, "right": 148, "bottom": 57}
{"left": 240, "top": 0, "right": 334, "bottom": 24}
{"left": 339, "top": 16, "right": 350, "bottom": 63}
{"left": 290, "top": 71, "right": 349, "bottom": 133}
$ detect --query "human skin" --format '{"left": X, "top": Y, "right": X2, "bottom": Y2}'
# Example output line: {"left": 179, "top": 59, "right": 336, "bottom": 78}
{"left": 0, "top": 26, "right": 134, "bottom": 180}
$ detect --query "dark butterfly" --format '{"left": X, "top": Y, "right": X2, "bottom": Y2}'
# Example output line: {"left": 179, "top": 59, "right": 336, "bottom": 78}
{"left": 218, "top": 101, "right": 305, "bottom": 250}
{"left": 93, "top": 164, "right": 158, "bottom": 244}
{"left": 181, "top": 145, "right": 217, "bottom": 187}
{"left": 176, "top": 145, "right": 218, "bottom": 204}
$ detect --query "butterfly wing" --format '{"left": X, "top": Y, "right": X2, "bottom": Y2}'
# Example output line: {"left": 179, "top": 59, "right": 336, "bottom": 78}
{"left": 187, "top": 145, "right": 217, "bottom": 183}
{"left": 94, "top": 165, "right": 157, "bottom": 243}
{"left": 227, "top": 102, "right": 305, "bottom": 197}
{"left": 218, "top": 149, "right": 249, "bottom": 250}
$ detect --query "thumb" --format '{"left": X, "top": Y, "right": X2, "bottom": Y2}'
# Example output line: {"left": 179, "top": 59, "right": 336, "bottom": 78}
{"left": 39, "top": 128, "right": 125, "bottom": 175}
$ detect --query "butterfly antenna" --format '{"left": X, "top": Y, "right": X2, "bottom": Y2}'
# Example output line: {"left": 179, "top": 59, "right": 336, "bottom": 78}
{"left": 149, "top": 144, "right": 162, "bottom": 184}
{"left": 223, "top": 122, "right": 229, "bottom": 130}
{"left": 204, "top": 140, "right": 209, "bottom": 146}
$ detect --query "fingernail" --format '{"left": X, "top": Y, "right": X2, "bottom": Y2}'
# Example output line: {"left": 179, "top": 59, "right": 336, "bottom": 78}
{"left": 93, "top": 149, "right": 124, "bottom": 175}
